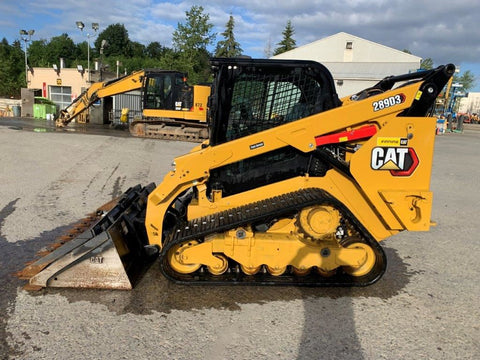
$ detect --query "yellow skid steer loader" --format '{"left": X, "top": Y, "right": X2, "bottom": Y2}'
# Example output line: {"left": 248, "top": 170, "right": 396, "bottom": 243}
{"left": 17, "top": 58, "right": 454, "bottom": 289}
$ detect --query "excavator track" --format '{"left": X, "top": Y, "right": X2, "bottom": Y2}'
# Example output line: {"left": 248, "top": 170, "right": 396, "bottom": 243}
{"left": 129, "top": 118, "right": 208, "bottom": 142}
{"left": 160, "top": 188, "right": 386, "bottom": 286}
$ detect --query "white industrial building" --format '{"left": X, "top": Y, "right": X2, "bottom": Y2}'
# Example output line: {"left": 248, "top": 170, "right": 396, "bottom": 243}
{"left": 458, "top": 93, "right": 480, "bottom": 114}
{"left": 272, "top": 32, "right": 422, "bottom": 98}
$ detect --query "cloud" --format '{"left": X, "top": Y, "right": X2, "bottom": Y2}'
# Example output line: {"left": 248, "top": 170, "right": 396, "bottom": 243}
{"left": 4, "top": 0, "right": 480, "bottom": 74}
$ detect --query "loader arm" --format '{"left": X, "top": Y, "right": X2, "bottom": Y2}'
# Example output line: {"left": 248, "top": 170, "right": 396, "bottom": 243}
{"left": 55, "top": 70, "right": 146, "bottom": 127}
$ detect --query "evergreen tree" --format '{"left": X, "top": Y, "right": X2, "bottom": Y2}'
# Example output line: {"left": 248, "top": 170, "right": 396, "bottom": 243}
{"left": 0, "top": 39, "right": 24, "bottom": 96}
{"left": 172, "top": 5, "right": 215, "bottom": 83}
{"left": 455, "top": 70, "right": 476, "bottom": 91}
{"left": 420, "top": 57, "right": 433, "bottom": 70}
{"left": 172, "top": 5, "right": 215, "bottom": 53}
{"left": 215, "top": 15, "right": 242, "bottom": 57}
{"left": 273, "top": 20, "right": 296, "bottom": 55}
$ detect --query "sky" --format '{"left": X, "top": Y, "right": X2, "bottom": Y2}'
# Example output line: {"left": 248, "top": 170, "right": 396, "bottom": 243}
{"left": 2, "top": 0, "right": 480, "bottom": 91}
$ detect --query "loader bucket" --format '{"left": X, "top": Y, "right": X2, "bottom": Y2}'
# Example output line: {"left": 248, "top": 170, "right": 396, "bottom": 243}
{"left": 17, "top": 183, "right": 158, "bottom": 290}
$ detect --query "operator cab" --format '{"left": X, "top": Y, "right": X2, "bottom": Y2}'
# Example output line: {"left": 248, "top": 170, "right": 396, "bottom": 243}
{"left": 143, "top": 71, "right": 193, "bottom": 111}
{"left": 207, "top": 58, "right": 342, "bottom": 197}
{"left": 208, "top": 58, "right": 341, "bottom": 146}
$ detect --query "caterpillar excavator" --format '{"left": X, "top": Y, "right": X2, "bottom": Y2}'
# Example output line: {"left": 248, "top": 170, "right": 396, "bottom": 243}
{"left": 17, "top": 58, "right": 455, "bottom": 290}
{"left": 56, "top": 69, "right": 211, "bottom": 142}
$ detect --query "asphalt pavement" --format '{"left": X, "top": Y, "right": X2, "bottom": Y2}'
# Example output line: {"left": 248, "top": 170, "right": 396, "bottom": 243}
{"left": 0, "top": 118, "right": 479, "bottom": 359}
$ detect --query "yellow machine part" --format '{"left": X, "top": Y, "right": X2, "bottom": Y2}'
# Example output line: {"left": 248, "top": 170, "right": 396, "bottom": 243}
{"left": 142, "top": 84, "right": 209, "bottom": 123}
{"left": 145, "top": 78, "right": 435, "bottom": 250}
{"left": 57, "top": 70, "right": 145, "bottom": 126}
{"left": 17, "top": 59, "right": 453, "bottom": 290}
{"left": 167, "top": 217, "right": 377, "bottom": 277}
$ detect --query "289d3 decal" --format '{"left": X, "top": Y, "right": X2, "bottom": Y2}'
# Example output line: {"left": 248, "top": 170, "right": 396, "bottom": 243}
{"left": 372, "top": 94, "right": 405, "bottom": 112}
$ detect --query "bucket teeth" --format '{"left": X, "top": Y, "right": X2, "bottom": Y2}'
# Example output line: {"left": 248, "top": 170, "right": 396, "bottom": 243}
{"left": 30, "top": 214, "right": 103, "bottom": 259}
{"left": 16, "top": 203, "right": 111, "bottom": 281}
{"left": 14, "top": 183, "right": 157, "bottom": 290}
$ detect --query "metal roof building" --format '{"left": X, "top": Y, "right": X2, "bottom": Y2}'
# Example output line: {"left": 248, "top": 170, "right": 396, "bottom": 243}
{"left": 272, "top": 32, "right": 422, "bottom": 98}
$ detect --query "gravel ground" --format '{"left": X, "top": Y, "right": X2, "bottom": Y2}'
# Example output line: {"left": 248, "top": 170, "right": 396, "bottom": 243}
{"left": 0, "top": 125, "right": 479, "bottom": 360}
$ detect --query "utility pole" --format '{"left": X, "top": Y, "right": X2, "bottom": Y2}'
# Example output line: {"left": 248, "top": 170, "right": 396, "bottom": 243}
{"left": 19, "top": 29, "right": 35, "bottom": 85}
{"left": 76, "top": 22, "right": 99, "bottom": 83}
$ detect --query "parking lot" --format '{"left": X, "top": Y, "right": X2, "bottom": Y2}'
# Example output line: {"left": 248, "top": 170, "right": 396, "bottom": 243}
{"left": 0, "top": 122, "right": 479, "bottom": 359}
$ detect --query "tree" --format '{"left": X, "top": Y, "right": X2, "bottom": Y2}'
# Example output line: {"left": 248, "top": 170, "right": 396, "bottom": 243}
{"left": 27, "top": 39, "right": 49, "bottom": 67}
{"left": 94, "top": 24, "right": 130, "bottom": 57}
{"left": 455, "top": 70, "right": 476, "bottom": 92}
{"left": 128, "top": 41, "right": 146, "bottom": 58}
{"left": 215, "top": 15, "right": 242, "bottom": 57}
{"left": 172, "top": 5, "right": 215, "bottom": 83}
{"left": 46, "top": 34, "right": 76, "bottom": 67}
{"left": 420, "top": 57, "right": 433, "bottom": 70}
{"left": 172, "top": 6, "right": 215, "bottom": 53}
{"left": 146, "top": 42, "right": 165, "bottom": 58}
{"left": 273, "top": 20, "right": 296, "bottom": 56}
{"left": 0, "top": 39, "right": 24, "bottom": 96}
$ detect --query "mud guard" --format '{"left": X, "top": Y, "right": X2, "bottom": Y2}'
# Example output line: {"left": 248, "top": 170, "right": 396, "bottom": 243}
{"left": 17, "top": 183, "right": 157, "bottom": 290}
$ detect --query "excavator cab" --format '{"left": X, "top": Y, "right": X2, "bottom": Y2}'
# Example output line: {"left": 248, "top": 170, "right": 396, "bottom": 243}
{"left": 132, "top": 70, "right": 210, "bottom": 141}
{"left": 143, "top": 71, "right": 193, "bottom": 112}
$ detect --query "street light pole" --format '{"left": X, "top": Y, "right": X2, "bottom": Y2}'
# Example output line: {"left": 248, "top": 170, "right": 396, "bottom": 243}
{"left": 19, "top": 29, "right": 34, "bottom": 86}
{"left": 76, "top": 22, "right": 99, "bottom": 83}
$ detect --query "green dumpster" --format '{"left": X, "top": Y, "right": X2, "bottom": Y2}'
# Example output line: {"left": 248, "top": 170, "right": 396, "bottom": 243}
{"left": 33, "top": 104, "right": 45, "bottom": 119}
{"left": 34, "top": 97, "right": 57, "bottom": 119}
{"left": 33, "top": 104, "right": 47, "bottom": 119}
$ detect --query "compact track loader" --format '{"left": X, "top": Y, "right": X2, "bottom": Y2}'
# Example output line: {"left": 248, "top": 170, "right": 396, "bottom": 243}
{"left": 17, "top": 58, "right": 455, "bottom": 289}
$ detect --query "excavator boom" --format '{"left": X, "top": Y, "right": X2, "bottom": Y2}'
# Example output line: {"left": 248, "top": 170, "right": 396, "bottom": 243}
{"left": 56, "top": 70, "right": 146, "bottom": 127}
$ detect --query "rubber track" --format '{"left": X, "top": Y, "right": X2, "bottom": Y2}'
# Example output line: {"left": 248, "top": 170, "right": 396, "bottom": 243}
{"left": 160, "top": 188, "right": 387, "bottom": 286}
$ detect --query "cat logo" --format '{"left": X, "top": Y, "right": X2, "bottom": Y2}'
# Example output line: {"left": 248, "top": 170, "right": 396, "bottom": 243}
{"left": 371, "top": 147, "right": 419, "bottom": 176}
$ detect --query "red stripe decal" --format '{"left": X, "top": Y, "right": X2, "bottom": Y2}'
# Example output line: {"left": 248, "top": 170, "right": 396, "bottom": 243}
{"left": 315, "top": 125, "right": 377, "bottom": 146}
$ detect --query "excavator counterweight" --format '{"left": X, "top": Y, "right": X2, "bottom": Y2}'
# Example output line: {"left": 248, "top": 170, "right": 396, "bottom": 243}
{"left": 18, "top": 58, "right": 455, "bottom": 290}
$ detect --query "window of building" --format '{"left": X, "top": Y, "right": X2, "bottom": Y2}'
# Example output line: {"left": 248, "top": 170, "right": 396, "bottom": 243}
{"left": 50, "top": 86, "right": 72, "bottom": 110}
{"left": 346, "top": 41, "right": 353, "bottom": 49}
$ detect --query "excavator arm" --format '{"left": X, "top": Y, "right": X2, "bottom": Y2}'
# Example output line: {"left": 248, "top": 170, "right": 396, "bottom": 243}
{"left": 55, "top": 70, "right": 146, "bottom": 127}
